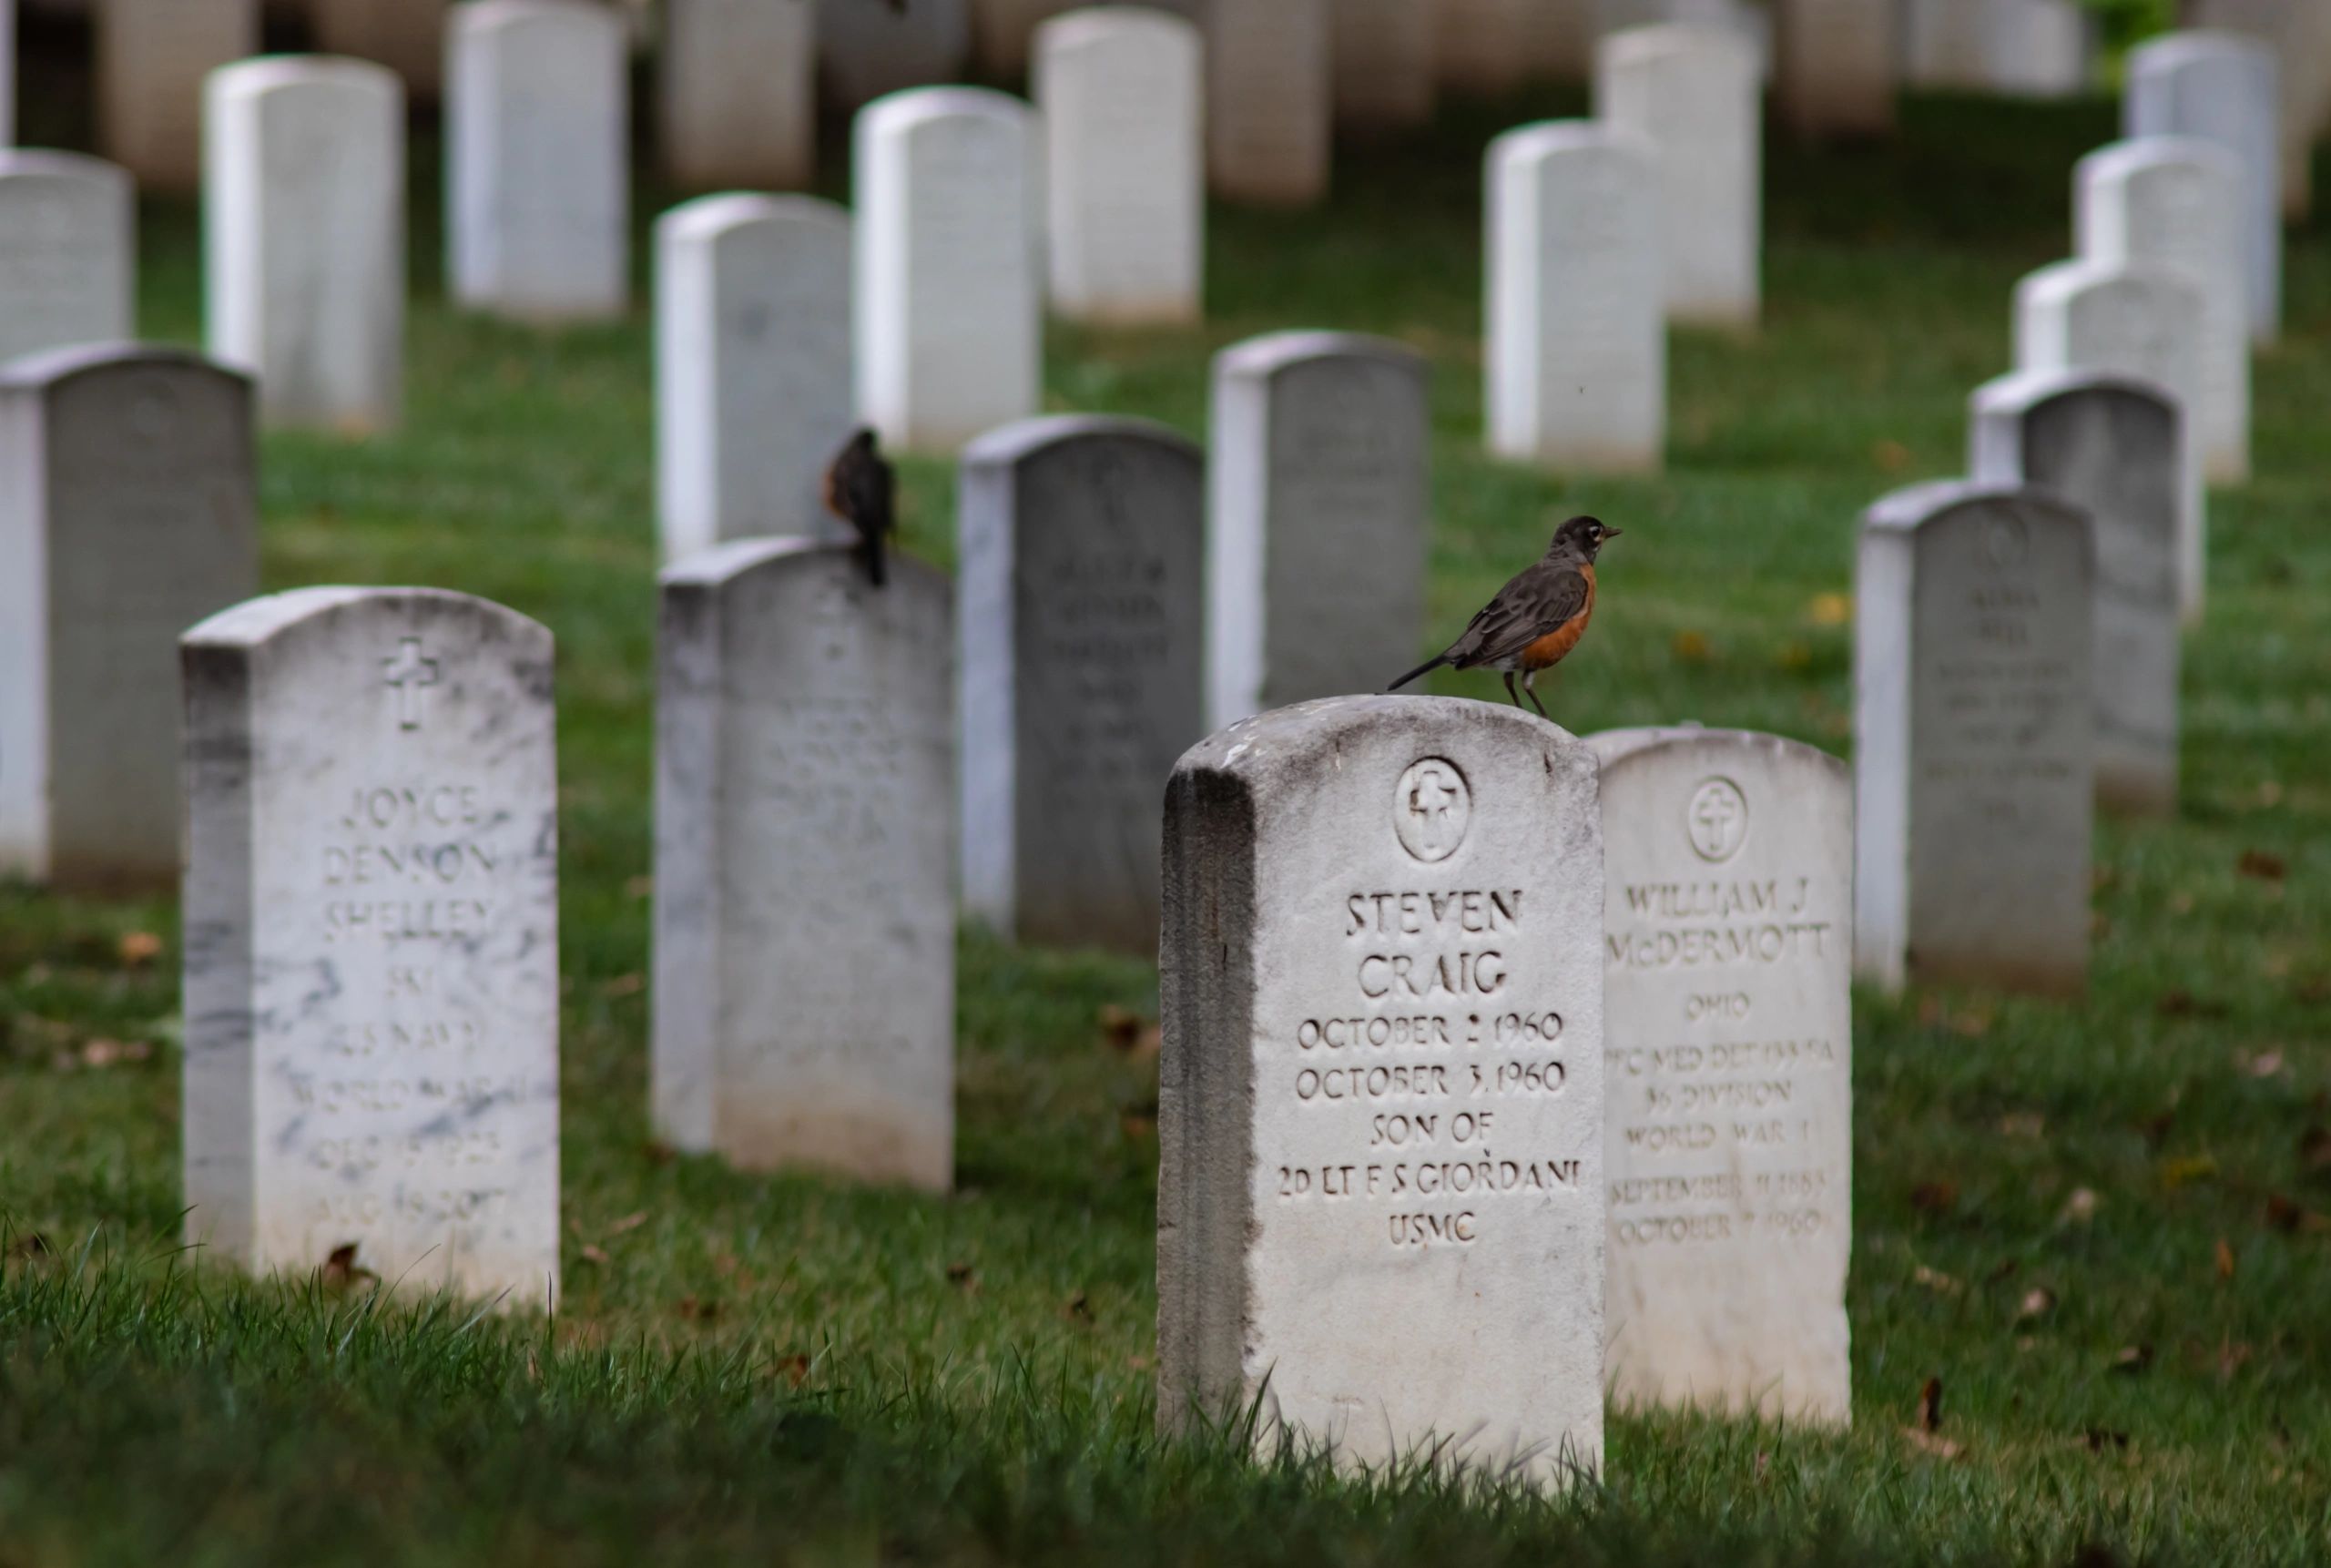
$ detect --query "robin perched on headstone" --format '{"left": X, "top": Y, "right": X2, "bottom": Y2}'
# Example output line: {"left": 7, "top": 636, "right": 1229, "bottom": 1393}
{"left": 823, "top": 427, "right": 895, "bottom": 587}
{"left": 1386, "top": 515, "right": 1622, "bottom": 718}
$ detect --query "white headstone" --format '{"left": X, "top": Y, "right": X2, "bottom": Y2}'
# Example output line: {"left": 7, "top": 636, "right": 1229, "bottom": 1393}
{"left": 2011, "top": 257, "right": 2206, "bottom": 623}
{"left": 1440, "top": 0, "right": 1534, "bottom": 96}
{"left": 181, "top": 586, "right": 560, "bottom": 1305}
{"left": 1988, "top": 0, "right": 2088, "bottom": 99}
{"left": 853, "top": 87, "right": 1041, "bottom": 453}
{"left": 1205, "top": 0, "right": 1330, "bottom": 207}
{"left": 2125, "top": 31, "right": 2280, "bottom": 343}
{"left": 1971, "top": 372, "right": 2181, "bottom": 815}
{"left": 311, "top": 0, "right": 450, "bottom": 97}
{"left": 205, "top": 57, "right": 406, "bottom": 435}
{"left": 1596, "top": 24, "right": 1761, "bottom": 327}
{"left": 0, "top": 151, "right": 135, "bottom": 366}
{"left": 1485, "top": 121, "right": 1664, "bottom": 473}
{"left": 1330, "top": 0, "right": 1436, "bottom": 127}
{"left": 653, "top": 539, "right": 955, "bottom": 1188}
{"left": 446, "top": 0, "right": 630, "bottom": 323}
{"left": 661, "top": 0, "right": 816, "bottom": 191}
{"left": 94, "top": 0, "right": 260, "bottom": 193}
{"left": 1158, "top": 697, "right": 1606, "bottom": 1486}
{"left": 818, "top": 0, "right": 972, "bottom": 109}
{"left": 1901, "top": 0, "right": 1989, "bottom": 87}
{"left": 1206, "top": 331, "right": 1430, "bottom": 729}
{"left": 1854, "top": 481, "right": 2093, "bottom": 994}
{"left": 2187, "top": 0, "right": 2331, "bottom": 219}
{"left": 655, "top": 193, "right": 853, "bottom": 563}
{"left": 2075, "top": 138, "right": 2248, "bottom": 485}
{"left": 1034, "top": 8, "right": 1204, "bottom": 326}
{"left": 0, "top": 347, "right": 258, "bottom": 892}
{"left": 959, "top": 415, "right": 1204, "bottom": 955}
{"left": 1772, "top": 0, "right": 1894, "bottom": 137}
{"left": 1590, "top": 726, "right": 1851, "bottom": 1426}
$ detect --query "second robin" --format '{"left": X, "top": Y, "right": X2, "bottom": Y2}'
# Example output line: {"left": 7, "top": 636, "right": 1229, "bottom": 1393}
{"left": 823, "top": 427, "right": 895, "bottom": 587}
{"left": 1385, "top": 515, "right": 1622, "bottom": 718}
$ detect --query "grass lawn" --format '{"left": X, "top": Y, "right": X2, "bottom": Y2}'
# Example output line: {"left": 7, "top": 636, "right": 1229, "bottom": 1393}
{"left": 4, "top": 43, "right": 2330, "bottom": 1565}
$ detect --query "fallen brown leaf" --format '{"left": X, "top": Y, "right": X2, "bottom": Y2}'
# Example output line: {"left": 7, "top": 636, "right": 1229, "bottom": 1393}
{"left": 675, "top": 1296, "right": 719, "bottom": 1323}
{"left": 624, "top": 875, "right": 655, "bottom": 900}
{"left": 1671, "top": 629, "right": 1712, "bottom": 664}
{"left": 1120, "top": 1109, "right": 1156, "bottom": 1140}
{"left": 2238, "top": 850, "right": 2287, "bottom": 882}
{"left": 1917, "top": 1375, "right": 1943, "bottom": 1431}
{"left": 117, "top": 931, "right": 162, "bottom": 966}
{"left": 946, "top": 1262, "right": 978, "bottom": 1291}
{"left": 1998, "top": 1113, "right": 2046, "bottom": 1139}
{"left": 1807, "top": 592, "right": 1853, "bottom": 626}
{"left": 2061, "top": 1187, "right": 2100, "bottom": 1225}
{"left": 1902, "top": 1428, "right": 1965, "bottom": 1460}
{"left": 579, "top": 1244, "right": 609, "bottom": 1266}
{"left": 2156, "top": 990, "right": 2228, "bottom": 1020}
{"left": 1913, "top": 1264, "right": 1963, "bottom": 1296}
{"left": 1064, "top": 1289, "right": 1094, "bottom": 1325}
{"left": 5, "top": 1233, "right": 52, "bottom": 1263}
{"left": 1097, "top": 1005, "right": 1161, "bottom": 1059}
{"left": 642, "top": 1141, "right": 677, "bottom": 1166}
{"left": 1910, "top": 1180, "right": 1959, "bottom": 1215}
{"left": 2017, "top": 1287, "right": 2057, "bottom": 1322}
{"left": 1872, "top": 438, "right": 1912, "bottom": 473}
{"left": 2112, "top": 1344, "right": 2153, "bottom": 1375}
{"left": 2265, "top": 1193, "right": 2329, "bottom": 1233}
{"left": 2083, "top": 1428, "right": 2130, "bottom": 1453}
{"left": 606, "top": 1210, "right": 649, "bottom": 1236}
{"left": 77, "top": 1038, "right": 150, "bottom": 1069}
{"left": 2299, "top": 1125, "right": 2331, "bottom": 1172}
{"left": 2244, "top": 1050, "right": 2287, "bottom": 1079}
{"left": 2214, "top": 1237, "right": 2235, "bottom": 1280}
{"left": 599, "top": 972, "right": 645, "bottom": 999}
{"left": 776, "top": 1353, "right": 811, "bottom": 1387}
{"left": 2218, "top": 1339, "right": 2254, "bottom": 1380}
{"left": 2160, "top": 1154, "right": 2218, "bottom": 1190}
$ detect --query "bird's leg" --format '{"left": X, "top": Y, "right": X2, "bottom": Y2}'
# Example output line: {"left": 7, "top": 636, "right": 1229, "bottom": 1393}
{"left": 1522, "top": 670, "right": 1550, "bottom": 719}
{"left": 1502, "top": 671, "right": 1523, "bottom": 709}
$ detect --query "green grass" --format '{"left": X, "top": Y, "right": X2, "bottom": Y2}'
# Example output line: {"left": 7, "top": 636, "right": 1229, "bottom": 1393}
{"left": 5, "top": 51, "right": 2331, "bottom": 1565}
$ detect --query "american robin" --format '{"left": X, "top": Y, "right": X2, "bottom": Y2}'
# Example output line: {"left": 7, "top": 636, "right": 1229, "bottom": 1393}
{"left": 823, "top": 427, "right": 894, "bottom": 587}
{"left": 1386, "top": 515, "right": 1622, "bottom": 718}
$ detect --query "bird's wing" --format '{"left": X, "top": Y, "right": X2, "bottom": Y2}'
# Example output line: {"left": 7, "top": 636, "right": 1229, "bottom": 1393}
{"left": 844, "top": 454, "right": 896, "bottom": 533}
{"left": 1447, "top": 563, "right": 1589, "bottom": 668}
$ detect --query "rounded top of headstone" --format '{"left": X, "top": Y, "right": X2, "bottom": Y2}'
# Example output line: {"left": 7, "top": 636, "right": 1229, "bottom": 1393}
{"left": 1584, "top": 724, "right": 1847, "bottom": 788}
{"left": 1487, "top": 118, "right": 1656, "bottom": 174}
{"left": 655, "top": 191, "right": 850, "bottom": 246}
{"left": 1861, "top": 479, "right": 2088, "bottom": 540}
{"left": 2128, "top": 28, "right": 2276, "bottom": 72}
{"left": 857, "top": 84, "right": 1033, "bottom": 134}
{"left": 2014, "top": 255, "right": 2204, "bottom": 313}
{"left": 1175, "top": 694, "right": 1590, "bottom": 796}
{"left": 0, "top": 341, "right": 249, "bottom": 396}
{"left": 182, "top": 585, "right": 552, "bottom": 656}
{"left": 453, "top": 0, "right": 627, "bottom": 37}
{"left": 1972, "top": 366, "right": 2177, "bottom": 423}
{"left": 1596, "top": 21, "right": 1760, "bottom": 72}
{"left": 961, "top": 412, "right": 1201, "bottom": 471}
{"left": 0, "top": 148, "right": 132, "bottom": 188}
{"left": 1213, "top": 330, "right": 1427, "bottom": 383}
{"left": 208, "top": 52, "right": 405, "bottom": 102}
{"left": 2078, "top": 134, "right": 2245, "bottom": 185}
{"left": 658, "top": 535, "right": 947, "bottom": 599}
{"left": 1034, "top": 4, "right": 1203, "bottom": 52}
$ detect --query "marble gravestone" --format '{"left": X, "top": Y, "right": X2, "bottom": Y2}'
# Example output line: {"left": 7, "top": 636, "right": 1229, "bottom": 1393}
{"left": 1595, "top": 24, "right": 1761, "bottom": 327}
{"left": 1206, "top": 331, "right": 1430, "bottom": 730}
{"left": 1854, "top": 482, "right": 2093, "bottom": 995}
{"left": 959, "top": 416, "right": 1204, "bottom": 955}
{"left": 854, "top": 87, "right": 1041, "bottom": 453}
{"left": 2076, "top": 139, "right": 2250, "bottom": 484}
{"left": 1901, "top": 0, "right": 1988, "bottom": 87}
{"left": 818, "top": 0, "right": 972, "bottom": 110}
{"left": 1158, "top": 697, "right": 1606, "bottom": 1485}
{"left": 1439, "top": 0, "right": 1534, "bottom": 97}
{"left": 2125, "top": 32, "right": 2279, "bottom": 343}
{"left": 1988, "top": 0, "right": 2088, "bottom": 99}
{"left": 1485, "top": 122, "right": 1664, "bottom": 473}
{"left": 0, "top": 348, "right": 258, "bottom": 892}
{"left": 1772, "top": 0, "right": 1895, "bottom": 137}
{"left": 447, "top": 0, "right": 630, "bottom": 323}
{"left": 206, "top": 57, "right": 406, "bottom": 435}
{"left": 656, "top": 194, "right": 853, "bottom": 564}
{"left": 653, "top": 541, "right": 955, "bottom": 1188}
{"left": 2186, "top": 0, "right": 2331, "bottom": 219}
{"left": 94, "top": 0, "right": 260, "bottom": 194}
{"left": 0, "top": 152, "right": 135, "bottom": 367}
{"left": 1205, "top": 0, "right": 1330, "bottom": 208}
{"left": 312, "top": 0, "right": 451, "bottom": 97}
{"left": 1035, "top": 9, "right": 1204, "bottom": 326}
{"left": 181, "top": 587, "right": 560, "bottom": 1305}
{"left": 1330, "top": 0, "right": 1436, "bottom": 127}
{"left": 1971, "top": 372, "right": 2180, "bottom": 815}
{"left": 2011, "top": 258, "right": 2205, "bottom": 623}
{"left": 1590, "top": 726, "right": 1851, "bottom": 1426}
{"left": 661, "top": 0, "right": 816, "bottom": 191}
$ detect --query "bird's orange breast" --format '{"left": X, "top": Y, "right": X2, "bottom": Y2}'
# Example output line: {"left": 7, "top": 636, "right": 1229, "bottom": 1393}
{"left": 1519, "top": 565, "right": 1595, "bottom": 672}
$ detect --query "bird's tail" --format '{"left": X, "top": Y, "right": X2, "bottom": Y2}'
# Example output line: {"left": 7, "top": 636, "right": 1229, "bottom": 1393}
{"left": 862, "top": 531, "right": 887, "bottom": 588}
{"left": 1385, "top": 655, "right": 1448, "bottom": 693}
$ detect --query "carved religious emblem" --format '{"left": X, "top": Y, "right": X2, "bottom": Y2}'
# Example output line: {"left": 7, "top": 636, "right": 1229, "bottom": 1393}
{"left": 382, "top": 637, "right": 442, "bottom": 731}
{"left": 1686, "top": 776, "right": 1749, "bottom": 864}
{"left": 1393, "top": 757, "right": 1471, "bottom": 863}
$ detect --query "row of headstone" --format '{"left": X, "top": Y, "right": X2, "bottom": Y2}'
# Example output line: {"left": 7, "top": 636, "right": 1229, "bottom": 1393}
{"left": 1156, "top": 701, "right": 1854, "bottom": 1480}
{"left": 2125, "top": 29, "right": 2281, "bottom": 344}
{"left": 1902, "top": 0, "right": 2092, "bottom": 99}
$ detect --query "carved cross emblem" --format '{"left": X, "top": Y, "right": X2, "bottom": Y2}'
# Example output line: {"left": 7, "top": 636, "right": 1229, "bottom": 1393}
{"left": 1686, "top": 778, "right": 1749, "bottom": 863}
{"left": 382, "top": 638, "right": 441, "bottom": 731}
{"left": 1393, "top": 759, "right": 1471, "bottom": 864}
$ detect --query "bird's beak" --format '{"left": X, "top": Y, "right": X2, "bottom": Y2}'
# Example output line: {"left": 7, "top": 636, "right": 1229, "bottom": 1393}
{"left": 1603, "top": 527, "right": 1624, "bottom": 539}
